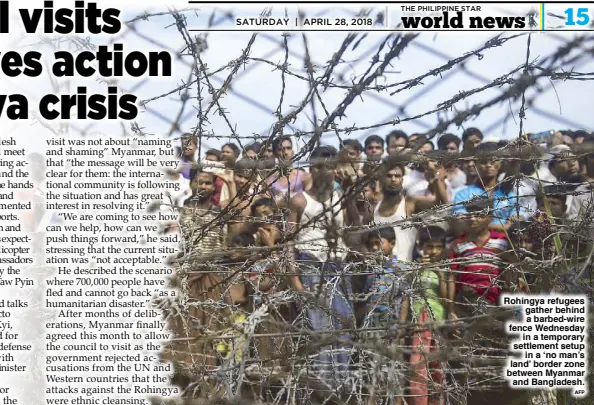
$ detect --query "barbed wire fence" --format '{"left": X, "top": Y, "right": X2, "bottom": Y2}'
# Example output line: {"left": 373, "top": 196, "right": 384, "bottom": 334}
{"left": 129, "top": 6, "right": 594, "bottom": 405}
{"left": 22, "top": 5, "right": 594, "bottom": 405}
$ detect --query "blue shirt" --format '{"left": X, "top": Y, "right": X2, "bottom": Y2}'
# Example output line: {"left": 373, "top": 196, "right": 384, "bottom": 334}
{"left": 453, "top": 184, "right": 524, "bottom": 226}
{"left": 365, "top": 257, "right": 408, "bottom": 313}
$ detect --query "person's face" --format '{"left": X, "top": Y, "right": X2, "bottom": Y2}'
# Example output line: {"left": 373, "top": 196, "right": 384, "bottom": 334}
{"left": 465, "top": 210, "right": 492, "bottom": 234}
{"left": 381, "top": 167, "right": 404, "bottom": 195}
{"left": 245, "top": 149, "right": 257, "bottom": 160}
{"left": 421, "top": 240, "right": 445, "bottom": 263}
{"left": 538, "top": 196, "right": 566, "bottom": 219}
{"left": 263, "top": 145, "right": 274, "bottom": 159}
{"left": 475, "top": 158, "right": 501, "bottom": 180}
{"left": 552, "top": 155, "right": 579, "bottom": 181}
{"left": 365, "top": 141, "right": 384, "bottom": 161}
{"left": 368, "top": 236, "right": 394, "bottom": 256}
{"left": 512, "top": 235, "right": 534, "bottom": 252}
{"left": 205, "top": 153, "right": 219, "bottom": 162}
{"left": 420, "top": 142, "right": 434, "bottom": 154}
{"left": 462, "top": 160, "right": 477, "bottom": 183}
{"left": 195, "top": 172, "right": 215, "bottom": 200}
{"left": 181, "top": 138, "right": 197, "bottom": 158}
{"left": 467, "top": 134, "right": 482, "bottom": 147}
{"left": 343, "top": 145, "right": 361, "bottom": 162}
{"left": 387, "top": 137, "right": 407, "bottom": 155}
{"left": 276, "top": 140, "right": 294, "bottom": 161}
{"left": 233, "top": 172, "right": 251, "bottom": 191}
{"left": 310, "top": 161, "right": 336, "bottom": 188}
{"left": 362, "top": 185, "right": 377, "bottom": 203}
{"left": 444, "top": 141, "right": 459, "bottom": 154}
{"left": 254, "top": 204, "right": 274, "bottom": 220}
{"left": 221, "top": 146, "right": 237, "bottom": 164}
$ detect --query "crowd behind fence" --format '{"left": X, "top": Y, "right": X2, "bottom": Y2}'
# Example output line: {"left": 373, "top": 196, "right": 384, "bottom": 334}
{"left": 27, "top": 7, "right": 594, "bottom": 405}
{"left": 157, "top": 127, "right": 594, "bottom": 405}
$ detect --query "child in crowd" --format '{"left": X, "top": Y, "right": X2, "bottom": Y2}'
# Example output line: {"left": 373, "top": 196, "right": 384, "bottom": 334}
{"left": 409, "top": 226, "right": 448, "bottom": 405}
{"left": 248, "top": 224, "right": 292, "bottom": 368}
{"left": 448, "top": 198, "right": 508, "bottom": 318}
{"left": 214, "top": 232, "right": 254, "bottom": 364}
{"left": 362, "top": 226, "right": 408, "bottom": 405}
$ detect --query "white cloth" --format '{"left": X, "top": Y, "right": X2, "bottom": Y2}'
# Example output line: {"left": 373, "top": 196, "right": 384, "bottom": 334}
{"left": 297, "top": 191, "right": 347, "bottom": 262}
{"left": 403, "top": 169, "right": 424, "bottom": 193}
{"left": 373, "top": 198, "right": 418, "bottom": 263}
{"left": 446, "top": 168, "right": 467, "bottom": 195}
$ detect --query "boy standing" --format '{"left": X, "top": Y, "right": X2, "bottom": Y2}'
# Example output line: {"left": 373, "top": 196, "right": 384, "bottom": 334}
{"left": 362, "top": 226, "right": 409, "bottom": 405}
{"left": 448, "top": 198, "right": 508, "bottom": 318}
{"left": 447, "top": 198, "right": 515, "bottom": 405}
{"left": 409, "top": 226, "right": 448, "bottom": 405}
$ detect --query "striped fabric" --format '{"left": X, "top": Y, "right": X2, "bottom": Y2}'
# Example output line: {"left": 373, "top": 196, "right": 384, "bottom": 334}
{"left": 450, "top": 231, "right": 508, "bottom": 304}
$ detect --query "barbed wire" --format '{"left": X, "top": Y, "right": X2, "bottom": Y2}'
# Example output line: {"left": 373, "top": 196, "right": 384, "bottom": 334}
{"left": 27, "top": 5, "right": 594, "bottom": 405}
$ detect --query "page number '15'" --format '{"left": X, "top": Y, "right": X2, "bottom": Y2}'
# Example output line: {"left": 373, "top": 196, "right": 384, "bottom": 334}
{"left": 564, "top": 8, "right": 590, "bottom": 26}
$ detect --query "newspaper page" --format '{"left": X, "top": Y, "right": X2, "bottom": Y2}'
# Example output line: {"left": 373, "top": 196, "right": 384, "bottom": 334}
{"left": 0, "top": 1, "right": 591, "bottom": 405}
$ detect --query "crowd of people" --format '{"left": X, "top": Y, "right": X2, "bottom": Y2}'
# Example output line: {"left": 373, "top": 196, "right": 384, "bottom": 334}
{"left": 161, "top": 128, "right": 594, "bottom": 405}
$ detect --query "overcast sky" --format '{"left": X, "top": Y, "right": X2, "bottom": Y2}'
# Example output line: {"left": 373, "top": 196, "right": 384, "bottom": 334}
{"left": 4, "top": 3, "right": 593, "bottom": 156}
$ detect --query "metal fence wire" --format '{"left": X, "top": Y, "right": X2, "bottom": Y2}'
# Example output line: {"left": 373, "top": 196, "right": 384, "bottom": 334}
{"left": 26, "top": 5, "right": 594, "bottom": 405}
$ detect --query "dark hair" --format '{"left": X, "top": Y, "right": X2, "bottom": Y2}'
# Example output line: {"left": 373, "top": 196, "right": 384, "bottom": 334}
{"left": 386, "top": 130, "right": 408, "bottom": 147}
{"left": 464, "top": 197, "right": 494, "bottom": 215}
{"left": 244, "top": 142, "right": 262, "bottom": 155}
{"left": 310, "top": 145, "right": 338, "bottom": 162}
{"left": 462, "top": 127, "right": 484, "bottom": 143}
{"left": 536, "top": 185, "right": 568, "bottom": 206}
{"left": 363, "top": 180, "right": 377, "bottom": 191}
{"left": 181, "top": 133, "right": 198, "bottom": 146}
{"left": 251, "top": 198, "right": 276, "bottom": 217}
{"left": 364, "top": 135, "right": 385, "bottom": 148}
{"left": 367, "top": 226, "right": 396, "bottom": 244}
{"left": 222, "top": 143, "right": 241, "bottom": 158}
{"left": 572, "top": 129, "right": 589, "bottom": 140}
{"left": 508, "top": 221, "right": 531, "bottom": 239}
{"left": 234, "top": 158, "right": 259, "bottom": 178}
{"left": 437, "top": 133, "right": 461, "bottom": 151}
{"left": 342, "top": 139, "right": 363, "bottom": 153}
{"left": 418, "top": 226, "right": 447, "bottom": 246}
{"left": 272, "top": 136, "right": 293, "bottom": 154}
{"left": 230, "top": 232, "right": 256, "bottom": 248}
{"left": 423, "top": 140, "right": 435, "bottom": 150}
{"left": 474, "top": 141, "right": 500, "bottom": 155}
{"left": 381, "top": 154, "right": 409, "bottom": 174}
{"left": 205, "top": 149, "right": 221, "bottom": 160}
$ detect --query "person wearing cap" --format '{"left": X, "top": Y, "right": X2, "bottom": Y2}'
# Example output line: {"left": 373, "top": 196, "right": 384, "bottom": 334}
{"left": 547, "top": 144, "right": 581, "bottom": 184}
{"left": 452, "top": 142, "right": 524, "bottom": 232}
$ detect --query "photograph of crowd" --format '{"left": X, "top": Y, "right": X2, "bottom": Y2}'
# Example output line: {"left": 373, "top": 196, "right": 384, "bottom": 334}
{"left": 159, "top": 128, "right": 593, "bottom": 405}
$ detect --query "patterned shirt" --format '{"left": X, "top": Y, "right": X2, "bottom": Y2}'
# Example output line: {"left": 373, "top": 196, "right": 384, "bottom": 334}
{"left": 365, "top": 257, "right": 408, "bottom": 313}
{"left": 450, "top": 231, "right": 508, "bottom": 304}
